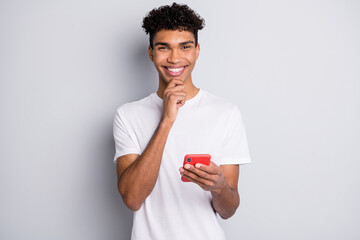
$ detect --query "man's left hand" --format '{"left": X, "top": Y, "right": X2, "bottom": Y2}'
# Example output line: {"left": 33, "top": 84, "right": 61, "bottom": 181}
{"left": 179, "top": 161, "right": 227, "bottom": 193}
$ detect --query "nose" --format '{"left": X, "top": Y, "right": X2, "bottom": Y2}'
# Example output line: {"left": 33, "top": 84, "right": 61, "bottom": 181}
{"left": 167, "top": 49, "right": 181, "bottom": 64}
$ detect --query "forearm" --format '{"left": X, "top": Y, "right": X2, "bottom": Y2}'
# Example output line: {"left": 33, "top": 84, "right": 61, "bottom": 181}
{"left": 211, "top": 183, "right": 240, "bottom": 219}
{"left": 119, "top": 120, "right": 173, "bottom": 210}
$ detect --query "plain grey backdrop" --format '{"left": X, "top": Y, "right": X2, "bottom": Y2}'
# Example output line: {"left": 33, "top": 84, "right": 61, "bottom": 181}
{"left": 0, "top": 0, "right": 359, "bottom": 239}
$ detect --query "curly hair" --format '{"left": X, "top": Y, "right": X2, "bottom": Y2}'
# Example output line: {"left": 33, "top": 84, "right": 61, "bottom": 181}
{"left": 142, "top": 3, "right": 205, "bottom": 48}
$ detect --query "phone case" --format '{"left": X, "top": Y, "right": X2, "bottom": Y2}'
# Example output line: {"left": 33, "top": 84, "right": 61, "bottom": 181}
{"left": 181, "top": 154, "right": 211, "bottom": 182}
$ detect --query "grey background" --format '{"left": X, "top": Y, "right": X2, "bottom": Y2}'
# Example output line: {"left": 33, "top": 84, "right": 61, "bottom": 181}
{"left": 0, "top": 0, "right": 359, "bottom": 239}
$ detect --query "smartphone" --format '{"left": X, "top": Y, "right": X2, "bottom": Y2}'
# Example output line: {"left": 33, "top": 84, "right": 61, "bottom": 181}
{"left": 181, "top": 154, "right": 211, "bottom": 182}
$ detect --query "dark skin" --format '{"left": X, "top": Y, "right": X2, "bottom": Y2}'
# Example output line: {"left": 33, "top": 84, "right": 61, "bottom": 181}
{"left": 116, "top": 29, "right": 240, "bottom": 218}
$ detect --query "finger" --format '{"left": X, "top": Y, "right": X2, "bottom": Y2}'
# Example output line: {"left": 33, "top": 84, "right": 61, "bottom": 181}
{"left": 165, "top": 91, "right": 186, "bottom": 100}
{"left": 181, "top": 174, "right": 200, "bottom": 185}
{"left": 183, "top": 166, "right": 215, "bottom": 182}
{"left": 167, "top": 94, "right": 186, "bottom": 108}
{"left": 183, "top": 170, "right": 214, "bottom": 186}
{"left": 175, "top": 95, "right": 186, "bottom": 107}
{"left": 168, "top": 93, "right": 186, "bottom": 103}
{"left": 167, "top": 79, "right": 184, "bottom": 88}
{"left": 177, "top": 101, "right": 185, "bottom": 108}
{"left": 194, "top": 161, "right": 221, "bottom": 175}
{"left": 165, "top": 85, "right": 186, "bottom": 93}
{"left": 169, "top": 83, "right": 185, "bottom": 90}
{"left": 184, "top": 175, "right": 207, "bottom": 189}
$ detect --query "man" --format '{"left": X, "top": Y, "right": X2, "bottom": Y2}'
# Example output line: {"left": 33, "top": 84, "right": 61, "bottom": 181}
{"left": 113, "top": 3, "right": 251, "bottom": 239}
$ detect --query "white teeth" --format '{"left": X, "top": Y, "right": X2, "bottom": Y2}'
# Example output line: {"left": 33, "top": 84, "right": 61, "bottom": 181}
{"left": 167, "top": 67, "right": 184, "bottom": 73}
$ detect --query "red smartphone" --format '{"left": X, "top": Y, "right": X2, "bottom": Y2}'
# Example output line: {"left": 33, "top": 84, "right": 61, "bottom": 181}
{"left": 181, "top": 154, "right": 211, "bottom": 182}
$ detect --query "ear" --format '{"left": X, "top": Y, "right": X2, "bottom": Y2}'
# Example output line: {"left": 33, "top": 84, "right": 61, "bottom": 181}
{"left": 195, "top": 43, "right": 200, "bottom": 60}
{"left": 148, "top": 46, "right": 154, "bottom": 62}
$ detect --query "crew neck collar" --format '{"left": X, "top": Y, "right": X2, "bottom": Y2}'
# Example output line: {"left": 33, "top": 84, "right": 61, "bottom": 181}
{"left": 152, "top": 88, "right": 203, "bottom": 108}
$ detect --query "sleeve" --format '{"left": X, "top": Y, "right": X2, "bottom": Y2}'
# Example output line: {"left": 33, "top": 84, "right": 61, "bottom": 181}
{"left": 113, "top": 107, "right": 141, "bottom": 165}
{"left": 219, "top": 106, "right": 252, "bottom": 165}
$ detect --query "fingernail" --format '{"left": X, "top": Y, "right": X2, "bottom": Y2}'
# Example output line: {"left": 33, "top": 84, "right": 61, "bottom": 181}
{"left": 195, "top": 163, "right": 200, "bottom": 168}
{"left": 184, "top": 164, "right": 190, "bottom": 169}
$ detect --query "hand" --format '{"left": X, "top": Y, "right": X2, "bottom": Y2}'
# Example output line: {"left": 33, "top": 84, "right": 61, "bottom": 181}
{"left": 161, "top": 79, "right": 186, "bottom": 124}
{"left": 179, "top": 161, "right": 227, "bottom": 193}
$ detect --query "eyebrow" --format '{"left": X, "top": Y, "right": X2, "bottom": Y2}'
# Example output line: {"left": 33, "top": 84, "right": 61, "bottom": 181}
{"left": 154, "top": 41, "right": 195, "bottom": 47}
{"left": 179, "top": 41, "right": 195, "bottom": 46}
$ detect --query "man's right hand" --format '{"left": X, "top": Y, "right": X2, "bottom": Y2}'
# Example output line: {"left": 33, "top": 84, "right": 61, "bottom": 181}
{"left": 161, "top": 79, "right": 187, "bottom": 124}
{"left": 117, "top": 79, "right": 186, "bottom": 211}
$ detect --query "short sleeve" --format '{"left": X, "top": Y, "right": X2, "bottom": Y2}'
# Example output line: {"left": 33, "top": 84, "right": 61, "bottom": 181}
{"left": 113, "top": 108, "right": 141, "bottom": 164}
{"left": 219, "top": 106, "right": 251, "bottom": 165}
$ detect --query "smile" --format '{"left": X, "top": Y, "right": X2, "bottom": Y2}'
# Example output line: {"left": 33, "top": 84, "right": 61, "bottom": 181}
{"left": 163, "top": 66, "right": 186, "bottom": 76}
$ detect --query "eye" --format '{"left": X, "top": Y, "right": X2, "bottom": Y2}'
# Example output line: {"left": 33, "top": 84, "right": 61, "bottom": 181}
{"left": 181, "top": 45, "right": 191, "bottom": 50}
{"left": 158, "top": 46, "right": 168, "bottom": 50}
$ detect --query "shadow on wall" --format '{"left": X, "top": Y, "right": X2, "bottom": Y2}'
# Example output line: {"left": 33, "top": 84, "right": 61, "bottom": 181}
{"left": 102, "top": 131, "right": 134, "bottom": 239}
{"left": 101, "top": 32, "right": 157, "bottom": 239}
{"left": 115, "top": 30, "right": 157, "bottom": 103}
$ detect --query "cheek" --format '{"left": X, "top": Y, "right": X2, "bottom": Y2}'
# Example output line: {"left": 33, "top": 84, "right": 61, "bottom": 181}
{"left": 186, "top": 52, "right": 197, "bottom": 62}
{"left": 153, "top": 55, "right": 167, "bottom": 66}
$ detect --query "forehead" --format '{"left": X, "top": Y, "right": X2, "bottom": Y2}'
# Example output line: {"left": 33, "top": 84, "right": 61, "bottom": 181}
{"left": 153, "top": 29, "right": 195, "bottom": 45}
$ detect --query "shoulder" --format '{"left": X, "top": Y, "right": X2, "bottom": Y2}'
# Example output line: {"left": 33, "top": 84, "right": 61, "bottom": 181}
{"left": 115, "top": 93, "right": 157, "bottom": 116}
{"left": 200, "top": 89, "right": 241, "bottom": 116}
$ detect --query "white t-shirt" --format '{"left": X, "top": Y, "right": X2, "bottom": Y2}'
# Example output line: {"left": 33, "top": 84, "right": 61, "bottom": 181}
{"left": 113, "top": 89, "right": 251, "bottom": 240}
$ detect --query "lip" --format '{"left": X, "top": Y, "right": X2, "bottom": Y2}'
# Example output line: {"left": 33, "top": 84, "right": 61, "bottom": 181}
{"left": 162, "top": 66, "right": 186, "bottom": 77}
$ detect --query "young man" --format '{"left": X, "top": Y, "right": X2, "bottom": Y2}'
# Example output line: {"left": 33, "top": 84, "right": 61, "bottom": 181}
{"left": 113, "top": 3, "right": 251, "bottom": 239}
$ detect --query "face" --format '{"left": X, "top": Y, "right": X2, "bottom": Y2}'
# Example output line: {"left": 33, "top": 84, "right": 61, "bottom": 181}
{"left": 148, "top": 29, "right": 200, "bottom": 85}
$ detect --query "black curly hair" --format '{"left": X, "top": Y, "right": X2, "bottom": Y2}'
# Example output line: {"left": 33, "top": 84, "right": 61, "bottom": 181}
{"left": 142, "top": 2, "right": 205, "bottom": 49}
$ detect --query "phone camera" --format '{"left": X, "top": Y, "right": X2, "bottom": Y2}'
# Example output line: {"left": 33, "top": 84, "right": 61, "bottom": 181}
{"left": 186, "top": 158, "right": 191, "bottom": 163}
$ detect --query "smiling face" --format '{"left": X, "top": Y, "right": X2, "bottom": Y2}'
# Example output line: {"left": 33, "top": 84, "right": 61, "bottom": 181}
{"left": 149, "top": 29, "right": 200, "bottom": 87}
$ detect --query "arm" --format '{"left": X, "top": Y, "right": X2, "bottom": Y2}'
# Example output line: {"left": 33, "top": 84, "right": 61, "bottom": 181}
{"left": 211, "top": 165, "right": 240, "bottom": 219}
{"left": 116, "top": 79, "right": 186, "bottom": 211}
{"left": 116, "top": 121, "right": 172, "bottom": 211}
{"left": 179, "top": 163, "right": 240, "bottom": 219}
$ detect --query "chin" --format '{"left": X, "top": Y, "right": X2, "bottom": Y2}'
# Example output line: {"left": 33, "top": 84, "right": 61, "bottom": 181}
{"left": 161, "top": 76, "right": 184, "bottom": 83}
